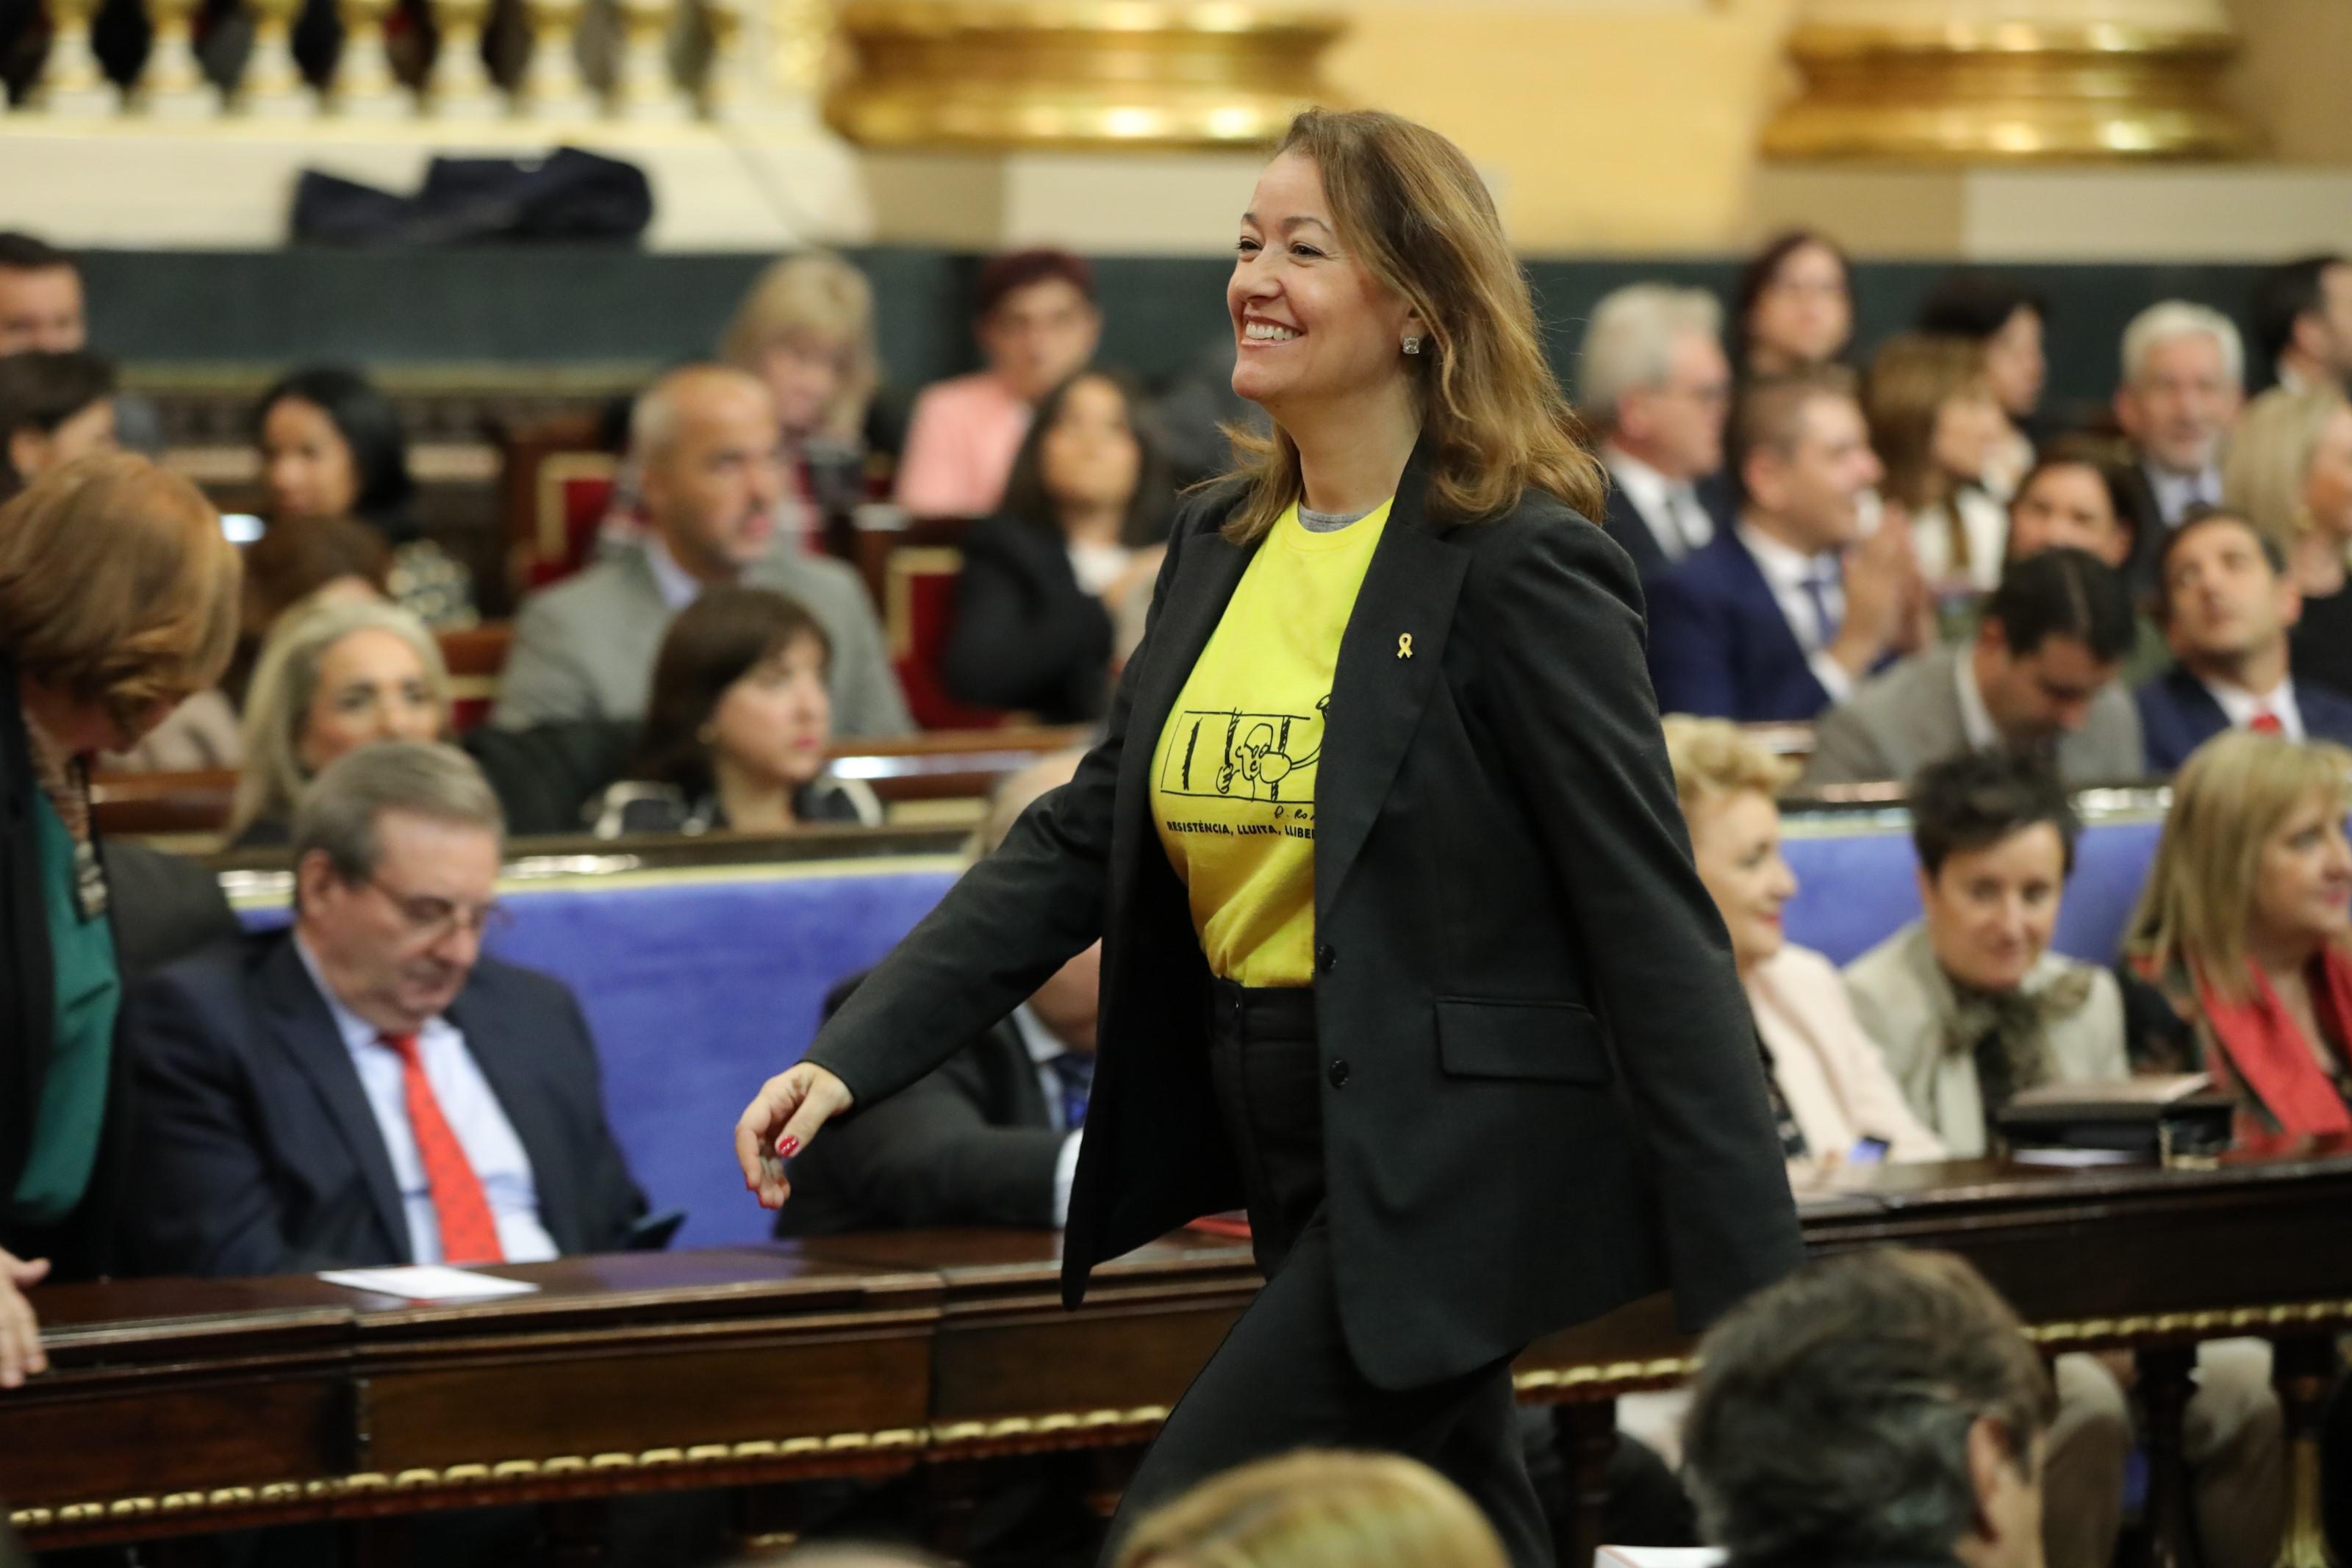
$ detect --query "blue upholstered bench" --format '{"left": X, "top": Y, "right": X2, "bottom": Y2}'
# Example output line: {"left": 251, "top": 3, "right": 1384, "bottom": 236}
{"left": 232, "top": 812, "right": 2164, "bottom": 1246}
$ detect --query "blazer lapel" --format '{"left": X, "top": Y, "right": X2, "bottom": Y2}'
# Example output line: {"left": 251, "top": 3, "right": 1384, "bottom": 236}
{"left": 1116, "top": 522, "right": 1255, "bottom": 809}
{"left": 1314, "top": 453, "right": 1470, "bottom": 924}
{"left": 257, "top": 939, "right": 412, "bottom": 1263}
{"left": 1724, "top": 536, "right": 1820, "bottom": 699}
{"left": 447, "top": 982, "right": 580, "bottom": 1254}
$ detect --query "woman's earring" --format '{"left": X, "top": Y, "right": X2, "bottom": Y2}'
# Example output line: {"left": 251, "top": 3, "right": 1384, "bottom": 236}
{"left": 1402, "top": 337, "right": 1423, "bottom": 356}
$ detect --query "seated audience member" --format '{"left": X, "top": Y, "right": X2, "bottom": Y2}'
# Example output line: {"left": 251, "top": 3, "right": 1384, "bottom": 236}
{"left": 591, "top": 586, "right": 878, "bottom": 838}
{"left": 229, "top": 596, "right": 451, "bottom": 849}
{"left": 2137, "top": 508, "right": 2352, "bottom": 772}
{"left": 3, "top": 455, "right": 240, "bottom": 1388}
{"left": 0, "top": 349, "right": 114, "bottom": 501}
{"left": 2224, "top": 386, "right": 2352, "bottom": 697}
{"left": 2125, "top": 729, "right": 2352, "bottom": 1137}
{"left": 2251, "top": 253, "right": 2352, "bottom": 396}
{"left": 1731, "top": 229, "right": 1854, "bottom": 382}
{"left": 895, "top": 249, "right": 1103, "bottom": 519}
{"left": 1916, "top": 271, "right": 2049, "bottom": 493}
{"left": 2004, "top": 441, "right": 2170, "bottom": 684}
{"left": 495, "top": 364, "right": 909, "bottom": 738}
{"left": 720, "top": 251, "right": 880, "bottom": 545}
{"left": 1577, "top": 284, "right": 1734, "bottom": 577}
{"left": 254, "top": 366, "right": 476, "bottom": 630}
{"left": 1682, "top": 1250, "right": 2051, "bottom": 1568}
{"left": 1114, "top": 1450, "right": 1505, "bottom": 1568}
{"left": 0, "top": 233, "right": 158, "bottom": 452}
{"left": 1665, "top": 717, "right": 1944, "bottom": 1172}
{"left": 941, "top": 368, "right": 1173, "bottom": 722}
{"left": 2113, "top": 302, "right": 2247, "bottom": 596}
{"left": 1843, "top": 752, "right": 2126, "bottom": 1158}
{"left": 1868, "top": 331, "right": 2012, "bottom": 604}
{"left": 126, "top": 742, "right": 648, "bottom": 1277}
{"left": 1804, "top": 548, "right": 2143, "bottom": 788}
{"left": 775, "top": 751, "right": 1089, "bottom": 1235}
{"left": 1648, "top": 367, "right": 1925, "bottom": 722}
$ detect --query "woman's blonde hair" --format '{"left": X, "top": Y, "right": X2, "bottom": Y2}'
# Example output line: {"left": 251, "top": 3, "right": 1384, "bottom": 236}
{"left": 1115, "top": 1450, "right": 1507, "bottom": 1568}
{"left": 1660, "top": 714, "right": 1798, "bottom": 816}
{"left": 1865, "top": 332, "right": 1991, "bottom": 514}
{"left": 720, "top": 252, "right": 878, "bottom": 441}
{"left": 232, "top": 591, "right": 451, "bottom": 839}
{"left": 2223, "top": 384, "right": 2352, "bottom": 551}
{"left": 2125, "top": 730, "right": 2352, "bottom": 1003}
{"left": 0, "top": 452, "right": 240, "bottom": 725}
{"left": 1222, "top": 109, "right": 1605, "bottom": 543}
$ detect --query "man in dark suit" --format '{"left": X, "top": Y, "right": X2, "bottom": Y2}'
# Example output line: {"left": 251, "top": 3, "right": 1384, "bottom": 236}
{"left": 123, "top": 741, "right": 647, "bottom": 1279}
{"left": 2136, "top": 508, "right": 2352, "bottom": 772}
{"left": 779, "top": 752, "right": 1094, "bottom": 1238}
{"left": 2112, "top": 303, "right": 2246, "bottom": 601}
{"left": 2251, "top": 253, "right": 2352, "bottom": 397}
{"left": 1577, "top": 284, "right": 1734, "bottom": 578}
{"left": 1647, "top": 367, "right": 1923, "bottom": 721}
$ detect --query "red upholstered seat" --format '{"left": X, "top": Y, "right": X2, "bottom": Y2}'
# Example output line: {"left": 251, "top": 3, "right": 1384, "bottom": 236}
{"left": 886, "top": 547, "right": 1011, "bottom": 731}
{"left": 528, "top": 456, "right": 618, "bottom": 589}
{"left": 438, "top": 624, "right": 514, "bottom": 735}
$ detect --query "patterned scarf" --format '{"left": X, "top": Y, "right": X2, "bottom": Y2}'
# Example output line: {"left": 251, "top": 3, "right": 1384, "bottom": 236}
{"left": 1942, "top": 965, "right": 2098, "bottom": 1123}
{"left": 20, "top": 705, "right": 90, "bottom": 844}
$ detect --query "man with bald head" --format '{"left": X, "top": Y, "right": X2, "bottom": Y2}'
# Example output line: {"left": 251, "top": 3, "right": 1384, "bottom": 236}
{"left": 493, "top": 364, "right": 909, "bottom": 735}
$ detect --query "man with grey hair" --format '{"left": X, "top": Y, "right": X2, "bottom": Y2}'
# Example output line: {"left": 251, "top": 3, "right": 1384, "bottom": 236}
{"left": 123, "top": 742, "right": 648, "bottom": 1277}
{"left": 493, "top": 362, "right": 910, "bottom": 736}
{"left": 2114, "top": 301, "right": 2247, "bottom": 594}
{"left": 1577, "top": 284, "right": 1734, "bottom": 576}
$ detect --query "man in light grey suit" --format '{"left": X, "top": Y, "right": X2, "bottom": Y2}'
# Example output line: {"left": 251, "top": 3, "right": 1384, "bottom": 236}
{"left": 492, "top": 364, "right": 911, "bottom": 737}
{"left": 1803, "top": 547, "right": 2143, "bottom": 788}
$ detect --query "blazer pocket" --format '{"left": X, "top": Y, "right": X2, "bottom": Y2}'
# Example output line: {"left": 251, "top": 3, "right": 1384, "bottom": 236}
{"left": 1434, "top": 998, "right": 1613, "bottom": 1085}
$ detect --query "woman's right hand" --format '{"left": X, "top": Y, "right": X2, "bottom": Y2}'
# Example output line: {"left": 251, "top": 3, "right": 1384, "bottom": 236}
{"left": 733, "top": 1063, "right": 855, "bottom": 1209}
{"left": 1, "top": 1248, "right": 50, "bottom": 1389}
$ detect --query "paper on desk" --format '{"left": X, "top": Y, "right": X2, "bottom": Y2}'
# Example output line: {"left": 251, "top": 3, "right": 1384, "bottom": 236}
{"left": 318, "top": 1265, "right": 540, "bottom": 1301}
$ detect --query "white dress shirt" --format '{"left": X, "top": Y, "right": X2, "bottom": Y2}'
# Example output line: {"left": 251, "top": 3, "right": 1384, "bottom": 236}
{"left": 1604, "top": 447, "right": 1714, "bottom": 564}
{"left": 1910, "top": 488, "right": 2009, "bottom": 596}
{"left": 2201, "top": 673, "right": 2306, "bottom": 740}
{"left": 1735, "top": 521, "right": 1854, "bottom": 703}
{"left": 2144, "top": 461, "right": 2224, "bottom": 530}
{"left": 293, "top": 938, "right": 559, "bottom": 1265}
{"left": 644, "top": 535, "right": 706, "bottom": 613}
{"left": 1008, "top": 1004, "right": 1086, "bottom": 1228}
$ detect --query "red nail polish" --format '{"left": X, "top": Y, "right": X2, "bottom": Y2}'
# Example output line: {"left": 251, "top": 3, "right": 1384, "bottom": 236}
{"left": 776, "top": 1134, "right": 800, "bottom": 1159}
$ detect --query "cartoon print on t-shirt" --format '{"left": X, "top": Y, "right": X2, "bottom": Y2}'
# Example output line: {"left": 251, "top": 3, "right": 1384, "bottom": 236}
{"left": 1161, "top": 694, "right": 1328, "bottom": 810}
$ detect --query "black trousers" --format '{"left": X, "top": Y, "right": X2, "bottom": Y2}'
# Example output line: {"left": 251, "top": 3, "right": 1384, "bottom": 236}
{"left": 1098, "top": 981, "right": 1552, "bottom": 1568}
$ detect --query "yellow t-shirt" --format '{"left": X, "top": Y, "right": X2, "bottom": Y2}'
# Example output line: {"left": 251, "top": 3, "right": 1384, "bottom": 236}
{"left": 1149, "top": 497, "right": 1394, "bottom": 986}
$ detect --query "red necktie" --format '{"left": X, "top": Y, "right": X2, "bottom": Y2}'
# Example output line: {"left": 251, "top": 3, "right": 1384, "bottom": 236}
{"left": 2251, "top": 711, "right": 2284, "bottom": 736}
{"left": 380, "top": 1033, "right": 504, "bottom": 1265}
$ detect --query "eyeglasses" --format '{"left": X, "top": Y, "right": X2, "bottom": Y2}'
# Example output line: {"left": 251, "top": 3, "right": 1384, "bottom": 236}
{"left": 366, "top": 877, "right": 512, "bottom": 943}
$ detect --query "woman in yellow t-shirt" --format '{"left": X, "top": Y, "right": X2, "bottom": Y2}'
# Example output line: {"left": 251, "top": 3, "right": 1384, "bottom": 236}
{"left": 737, "top": 109, "right": 1803, "bottom": 1565}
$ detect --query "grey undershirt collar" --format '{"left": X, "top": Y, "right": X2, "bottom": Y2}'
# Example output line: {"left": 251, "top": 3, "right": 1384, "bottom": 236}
{"left": 1299, "top": 503, "right": 1375, "bottom": 534}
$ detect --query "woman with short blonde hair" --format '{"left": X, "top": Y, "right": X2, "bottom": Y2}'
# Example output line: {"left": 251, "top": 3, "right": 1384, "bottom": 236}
{"left": 230, "top": 592, "right": 451, "bottom": 847}
{"left": 2224, "top": 386, "right": 2352, "bottom": 699}
{"left": 2126, "top": 729, "right": 2352, "bottom": 1137}
{"left": 721, "top": 251, "right": 879, "bottom": 445}
{"left": 1116, "top": 1450, "right": 1507, "bottom": 1568}
{"left": 739, "top": 107, "right": 1803, "bottom": 1568}
{"left": 3, "top": 453, "right": 240, "bottom": 1382}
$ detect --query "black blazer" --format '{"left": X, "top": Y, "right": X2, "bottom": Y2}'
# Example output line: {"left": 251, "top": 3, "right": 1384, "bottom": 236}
{"left": 774, "top": 972, "right": 1065, "bottom": 1237}
{"left": 122, "top": 931, "right": 647, "bottom": 1278}
{"left": 940, "top": 512, "right": 1116, "bottom": 723}
{"left": 806, "top": 445, "right": 1805, "bottom": 1392}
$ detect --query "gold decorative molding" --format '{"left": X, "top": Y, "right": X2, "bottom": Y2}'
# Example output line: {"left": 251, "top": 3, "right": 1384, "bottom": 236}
{"left": 1762, "top": 1, "right": 2262, "bottom": 162}
{"left": 825, "top": 1, "right": 1347, "bottom": 151}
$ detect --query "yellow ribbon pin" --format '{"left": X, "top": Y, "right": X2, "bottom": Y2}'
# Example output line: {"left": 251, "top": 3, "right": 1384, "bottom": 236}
{"left": 1396, "top": 633, "right": 1414, "bottom": 660}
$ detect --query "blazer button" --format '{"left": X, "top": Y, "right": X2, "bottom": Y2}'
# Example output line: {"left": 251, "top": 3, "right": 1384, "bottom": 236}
{"left": 1314, "top": 943, "right": 1337, "bottom": 974}
{"left": 1328, "top": 1058, "right": 1351, "bottom": 1088}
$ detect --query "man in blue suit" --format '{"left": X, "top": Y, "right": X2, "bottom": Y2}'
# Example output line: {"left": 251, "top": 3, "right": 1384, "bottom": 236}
{"left": 1648, "top": 367, "right": 1924, "bottom": 722}
{"left": 2137, "top": 508, "right": 2352, "bottom": 771}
